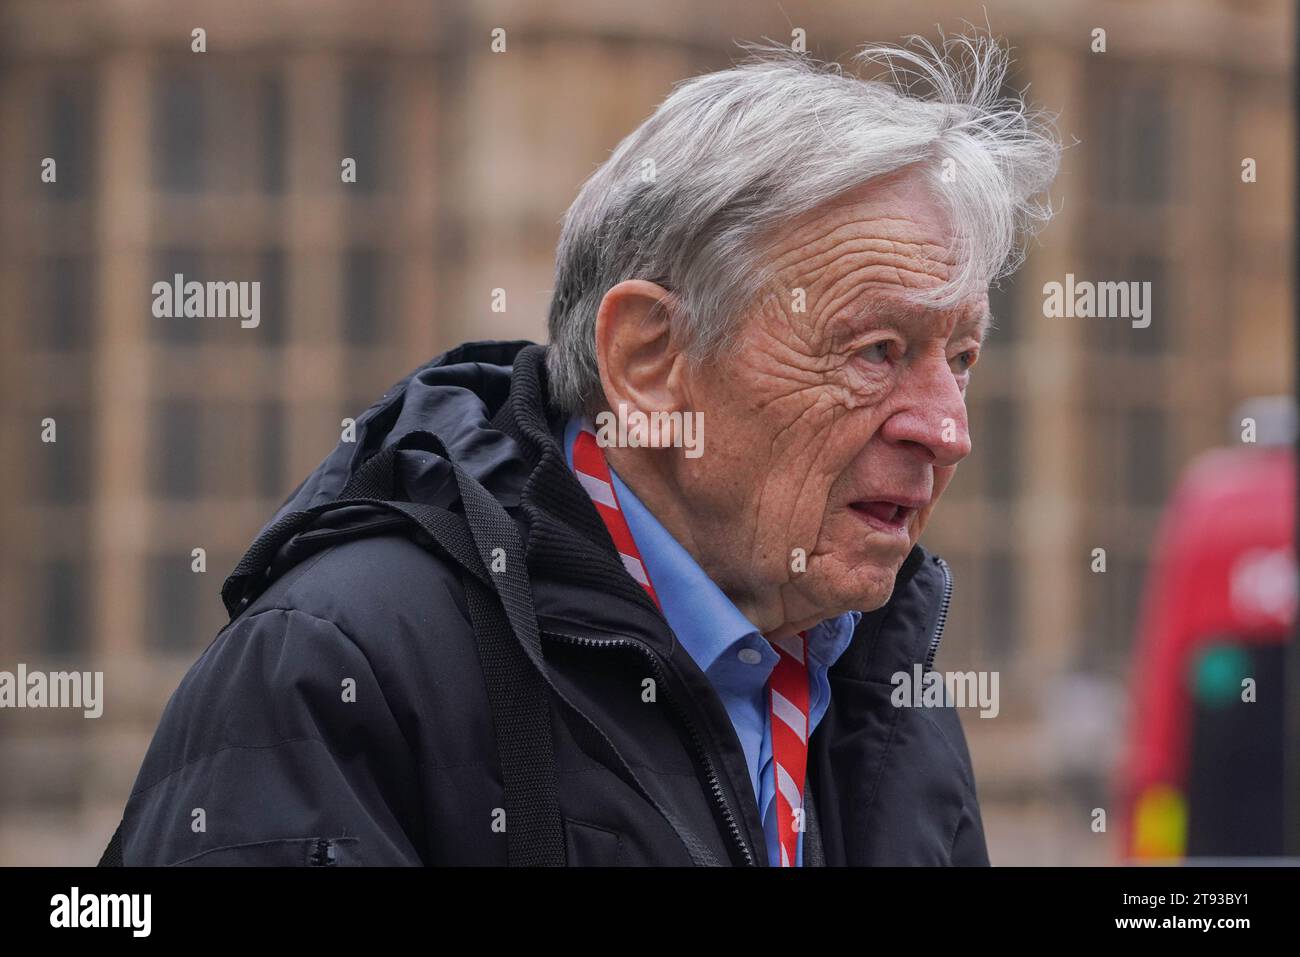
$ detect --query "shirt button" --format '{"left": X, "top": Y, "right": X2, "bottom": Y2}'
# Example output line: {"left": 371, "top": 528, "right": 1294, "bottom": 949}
{"left": 737, "top": 648, "right": 763, "bottom": 665}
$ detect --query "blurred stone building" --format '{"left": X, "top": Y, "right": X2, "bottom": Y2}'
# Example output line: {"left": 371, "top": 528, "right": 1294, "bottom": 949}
{"left": 0, "top": 0, "right": 1291, "bottom": 864}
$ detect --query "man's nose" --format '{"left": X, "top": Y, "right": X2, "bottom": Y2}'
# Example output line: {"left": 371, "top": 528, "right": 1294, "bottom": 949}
{"left": 878, "top": 360, "right": 972, "bottom": 467}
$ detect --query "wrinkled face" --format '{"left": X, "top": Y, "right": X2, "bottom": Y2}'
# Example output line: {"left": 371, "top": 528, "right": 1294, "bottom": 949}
{"left": 676, "top": 170, "right": 986, "bottom": 627}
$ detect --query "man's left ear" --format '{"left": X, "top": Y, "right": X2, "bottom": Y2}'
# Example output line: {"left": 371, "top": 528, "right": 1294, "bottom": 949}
{"left": 593, "top": 279, "right": 689, "bottom": 418}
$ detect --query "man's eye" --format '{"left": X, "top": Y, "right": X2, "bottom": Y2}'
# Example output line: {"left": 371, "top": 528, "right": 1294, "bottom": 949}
{"left": 951, "top": 350, "right": 977, "bottom": 373}
{"left": 857, "top": 342, "right": 892, "bottom": 364}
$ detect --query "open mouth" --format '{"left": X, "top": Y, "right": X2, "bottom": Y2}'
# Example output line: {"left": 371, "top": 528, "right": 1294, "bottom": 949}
{"left": 849, "top": 500, "right": 916, "bottom": 533}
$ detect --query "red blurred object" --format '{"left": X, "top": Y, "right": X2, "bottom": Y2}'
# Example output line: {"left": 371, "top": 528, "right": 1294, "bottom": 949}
{"left": 1120, "top": 442, "right": 1295, "bottom": 860}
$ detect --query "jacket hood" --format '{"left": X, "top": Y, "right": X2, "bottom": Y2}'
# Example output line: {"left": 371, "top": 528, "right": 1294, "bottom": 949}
{"left": 255, "top": 339, "right": 541, "bottom": 543}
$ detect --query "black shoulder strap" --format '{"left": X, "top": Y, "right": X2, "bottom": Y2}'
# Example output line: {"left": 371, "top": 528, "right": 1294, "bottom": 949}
{"left": 338, "top": 431, "right": 566, "bottom": 867}
{"left": 101, "top": 430, "right": 565, "bottom": 867}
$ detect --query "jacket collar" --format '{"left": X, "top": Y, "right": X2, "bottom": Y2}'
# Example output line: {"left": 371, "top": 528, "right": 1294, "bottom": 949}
{"left": 489, "top": 344, "right": 672, "bottom": 647}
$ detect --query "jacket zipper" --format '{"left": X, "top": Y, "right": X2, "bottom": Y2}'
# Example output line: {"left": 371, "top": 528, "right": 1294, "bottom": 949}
{"left": 923, "top": 556, "right": 953, "bottom": 672}
{"left": 543, "top": 629, "right": 756, "bottom": 867}
{"left": 308, "top": 838, "right": 337, "bottom": 866}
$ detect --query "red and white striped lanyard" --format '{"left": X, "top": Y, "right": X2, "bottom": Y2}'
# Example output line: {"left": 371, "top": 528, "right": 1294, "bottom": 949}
{"left": 571, "top": 423, "right": 810, "bottom": 866}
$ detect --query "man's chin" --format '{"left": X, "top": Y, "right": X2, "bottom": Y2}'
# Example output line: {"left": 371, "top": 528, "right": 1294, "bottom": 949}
{"left": 822, "top": 563, "right": 899, "bottom": 615}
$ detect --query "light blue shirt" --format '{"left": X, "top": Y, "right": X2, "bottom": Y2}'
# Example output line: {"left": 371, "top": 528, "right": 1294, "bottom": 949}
{"left": 562, "top": 416, "right": 860, "bottom": 865}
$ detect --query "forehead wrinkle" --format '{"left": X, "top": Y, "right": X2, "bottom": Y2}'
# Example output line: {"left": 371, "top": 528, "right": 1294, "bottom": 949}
{"left": 809, "top": 275, "right": 945, "bottom": 349}
{"left": 773, "top": 237, "right": 957, "bottom": 341}
{"left": 757, "top": 198, "right": 969, "bottom": 351}
{"left": 823, "top": 246, "right": 955, "bottom": 296}
{"left": 814, "top": 256, "right": 964, "bottom": 324}
{"left": 766, "top": 215, "right": 954, "bottom": 281}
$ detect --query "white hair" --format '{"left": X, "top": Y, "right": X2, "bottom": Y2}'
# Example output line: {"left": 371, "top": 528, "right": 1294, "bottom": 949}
{"left": 545, "top": 31, "right": 1061, "bottom": 415}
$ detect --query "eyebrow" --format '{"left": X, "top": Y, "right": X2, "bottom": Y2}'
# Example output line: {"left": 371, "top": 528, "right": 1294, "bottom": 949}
{"left": 832, "top": 299, "right": 992, "bottom": 344}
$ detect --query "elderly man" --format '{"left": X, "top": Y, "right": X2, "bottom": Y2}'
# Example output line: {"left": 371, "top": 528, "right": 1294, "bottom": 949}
{"left": 104, "top": 36, "right": 1057, "bottom": 867}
